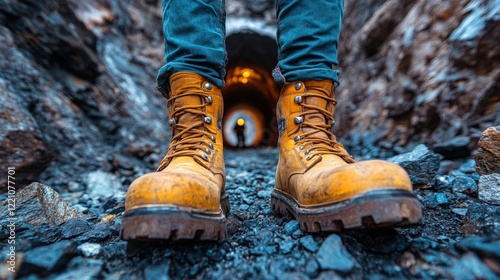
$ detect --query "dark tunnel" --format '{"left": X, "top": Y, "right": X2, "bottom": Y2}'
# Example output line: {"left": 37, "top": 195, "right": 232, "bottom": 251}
{"left": 223, "top": 31, "right": 280, "bottom": 148}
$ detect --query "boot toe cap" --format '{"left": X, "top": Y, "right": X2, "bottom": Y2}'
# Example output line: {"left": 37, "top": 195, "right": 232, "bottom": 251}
{"left": 125, "top": 171, "right": 221, "bottom": 213}
{"left": 298, "top": 160, "right": 413, "bottom": 206}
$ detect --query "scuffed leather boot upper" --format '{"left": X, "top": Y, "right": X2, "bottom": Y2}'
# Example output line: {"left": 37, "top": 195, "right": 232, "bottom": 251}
{"left": 125, "top": 72, "right": 226, "bottom": 214}
{"left": 275, "top": 80, "right": 413, "bottom": 206}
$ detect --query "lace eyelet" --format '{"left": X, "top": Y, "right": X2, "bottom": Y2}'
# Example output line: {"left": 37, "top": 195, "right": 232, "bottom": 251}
{"left": 294, "top": 96, "right": 302, "bottom": 103}
{"left": 209, "top": 143, "right": 215, "bottom": 149}
{"left": 201, "top": 154, "right": 209, "bottom": 161}
{"left": 205, "top": 96, "right": 213, "bottom": 104}
{"left": 294, "top": 135, "right": 301, "bottom": 142}
{"left": 298, "top": 145, "right": 304, "bottom": 150}
{"left": 306, "top": 155, "right": 313, "bottom": 161}
{"left": 304, "top": 150, "right": 310, "bottom": 155}
{"left": 168, "top": 118, "right": 176, "bottom": 126}
{"left": 209, "top": 135, "right": 216, "bottom": 142}
{"left": 205, "top": 148, "right": 212, "bottom": 155}
{"left": 204, "top": 117, "right": 212, "bottom": 124}
{"left": 294, "top": 116, "right": 303, "bottom": 124}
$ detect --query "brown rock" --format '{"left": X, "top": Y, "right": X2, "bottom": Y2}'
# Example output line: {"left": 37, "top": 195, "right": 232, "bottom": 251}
{"left": 473, "top": 126, "right": 500, "bottom": 175}
{"left": 0, "top": 88, "right": 52, "bottom": 193}
{"left": 336, "top": 0, "right": 500, "bottom": 150}
{"left": 0, "top": 182, "right": 83, "bottom": 226}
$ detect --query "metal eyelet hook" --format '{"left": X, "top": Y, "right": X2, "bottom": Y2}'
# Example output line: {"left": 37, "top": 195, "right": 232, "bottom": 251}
{"left": 168, "top": 118, "right": 176, "bottom": 126}
{"left": 205, "top": 96, "right": 213, "bottom": 104}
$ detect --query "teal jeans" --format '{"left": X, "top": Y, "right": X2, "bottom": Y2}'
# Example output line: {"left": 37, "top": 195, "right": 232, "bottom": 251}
{"left": 157, "top": 0, "right": 344, "bottom": 94}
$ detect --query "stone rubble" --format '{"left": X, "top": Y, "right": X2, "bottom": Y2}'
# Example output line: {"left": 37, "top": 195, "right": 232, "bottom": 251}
{"left": 0, "top": 0, "right": 499, "bottom": 279}
{"left": 0, "top": 148, "right": 497, "bottom": 279}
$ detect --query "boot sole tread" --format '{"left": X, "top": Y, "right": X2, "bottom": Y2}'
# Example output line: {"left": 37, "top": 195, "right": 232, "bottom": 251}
{"left": 271, "top": 189, "right": 422, "bottom": 232}
{"left": 120, "top": 195, "right": 229, "bottom": 242}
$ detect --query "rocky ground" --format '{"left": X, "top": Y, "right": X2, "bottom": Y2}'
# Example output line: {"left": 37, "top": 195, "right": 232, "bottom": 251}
{"left": 0, "top": 0, "right": 499, "bottom": 279}
{"left": 1, "top": 138, "right": 500, "bottom": 279}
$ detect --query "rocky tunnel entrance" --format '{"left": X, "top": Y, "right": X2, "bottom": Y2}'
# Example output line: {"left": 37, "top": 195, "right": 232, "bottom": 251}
{"left": 223, "top": 31, "right": 279, "bottom": 148}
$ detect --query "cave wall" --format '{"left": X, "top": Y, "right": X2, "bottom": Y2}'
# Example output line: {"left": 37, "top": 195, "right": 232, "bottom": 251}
{"left": 0, "top": 0, "right": 167, "bottom": 191}
{"left": 336, "top": 0, "right": 499, "bottom": 158}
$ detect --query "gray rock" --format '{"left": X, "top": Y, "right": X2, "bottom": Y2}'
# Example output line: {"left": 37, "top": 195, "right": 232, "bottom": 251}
{"left": 86, "top": 171, "right": 124, "bottom": 200}
{"left": 455, "top": 236, "right": 500, "bottom": 260}
{"left": 144, "top": 260, "right": 170, "bottom": 280}
{"left": 257, "top": 190, "right": 272, "bottom": 198}
{"left": 424, "top": 193, "right": 449, "bottom": 209}
{"left": 284, "top": 221, "right": 300, "bottom": 235}
{"left": 459, "top": 159, "right": 477, "bottom": 174}
{"left": 52, "top": 257, "right": 103, "bottom": 280}
{"left": 316, "top": 234, "right": 356, "bottom": 273}
{"left": 21, "top": 241, "right": 76, "bottom": 275}
{"left": 305, "top": 259, "right": 320, "bottom": 278}
{"left": 61, "top": 218, "right": 93, "bottom": 239}
{"left": 478, "top": 173, "right": 500, "bottom": 205}
{"left": 387, "top": 144, "right": 441, "bottom": 186}
{"left": 461, "top": 203, "right": 500, "bottom": 237}
{"left": 446, "top": 252, "right": 498, "bottom": 280}
{"left": 77, "top": 243, "right": 102, "bottom": 258}
{"left": 433, "top": 136, "right": 472, "bottom": 159}
{"left": 452, "top": 176, "right": 478, "bottom": 195}
{"left": 279, "top": 238, "right": 296, "bottom": 254}
{"left": 299, "top": 235, "right": 318, "bottom": 253}
{"left": 0, "top": 183, "right": 83, "bottom": 226}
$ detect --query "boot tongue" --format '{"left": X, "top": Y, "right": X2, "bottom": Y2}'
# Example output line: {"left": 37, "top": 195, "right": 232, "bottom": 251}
{"left": 169, "top": 73, "right": 205, "bottom": 134}
{"left": 302, "top": 80, "right": 334, "bottom": 140}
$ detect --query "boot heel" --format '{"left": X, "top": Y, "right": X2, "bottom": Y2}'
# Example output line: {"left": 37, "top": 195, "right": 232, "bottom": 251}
{"left": 120, "top": 206, "right": 227, "bottom": 242}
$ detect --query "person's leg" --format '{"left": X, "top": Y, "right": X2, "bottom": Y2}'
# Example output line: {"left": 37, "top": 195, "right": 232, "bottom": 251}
{"left": 273, "top": 0, "right": 343, "bottom": 85}
{"left": 157, "top": 0, "right": 227, "bottom": 95}
{"left": 272, "top": 0, "right": 422, "bottom": 232}
{"left": 121, "top": 0, "right": 229, "bottom": 242}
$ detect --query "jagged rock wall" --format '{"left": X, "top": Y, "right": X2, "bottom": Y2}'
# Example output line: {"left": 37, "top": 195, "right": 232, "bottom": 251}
{"left": 336, "top": 0, "right": 500, "bottom": 158}
{"left": 0, "top": 0, "right": 167, "bottom": 191}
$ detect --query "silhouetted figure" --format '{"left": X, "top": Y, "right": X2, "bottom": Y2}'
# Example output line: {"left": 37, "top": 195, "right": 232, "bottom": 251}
{"left": 234, "top": 118, "right": 246, "bottom": 148}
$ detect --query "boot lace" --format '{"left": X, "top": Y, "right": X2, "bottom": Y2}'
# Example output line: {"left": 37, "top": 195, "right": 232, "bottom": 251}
{"left": 157, "top": 91, "right": 216, "bottom": 171}
{"left": 292, "top": 91, "right": 355, "bottom": 164}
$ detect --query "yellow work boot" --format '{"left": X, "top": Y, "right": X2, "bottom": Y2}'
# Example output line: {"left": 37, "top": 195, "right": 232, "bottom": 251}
{"left": 271, "top": 80, "right": 422, "bottom": 232}
{"left": 120, "top": 72, "right": 229, "bottom": 241}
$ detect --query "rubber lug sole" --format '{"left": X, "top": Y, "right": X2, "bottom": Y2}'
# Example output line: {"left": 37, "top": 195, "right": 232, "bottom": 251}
{"left": 271, "top": 189, "right": 422, "bottom": 232}
{"left": 120, "top": 194, "right": 229, "bottom": 242}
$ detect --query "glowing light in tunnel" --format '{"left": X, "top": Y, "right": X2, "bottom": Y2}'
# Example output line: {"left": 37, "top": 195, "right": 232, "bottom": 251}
{"left": 242, "top": 70, "right": 251, "bottom": 78}
{"left": 224, "top": 105, "right": 264, "bottom": 148}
